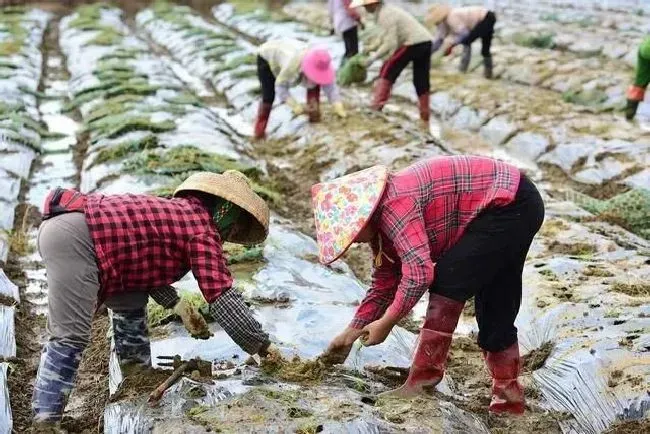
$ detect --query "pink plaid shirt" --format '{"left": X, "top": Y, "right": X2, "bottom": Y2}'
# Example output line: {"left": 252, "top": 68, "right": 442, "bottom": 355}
{"left": 351, "top": 156, "right": 521, "bottom": 328}
{"left": 84, "top": 194, "right": 232, "bottom": 304}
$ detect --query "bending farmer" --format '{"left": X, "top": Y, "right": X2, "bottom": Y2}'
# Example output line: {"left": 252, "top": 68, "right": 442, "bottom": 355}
{"left": 427, "top": 4, "right": 496, "bottom": 79}
{"left": 254, "top": 39, "right": 346, "bottom": 140}
{"left": 329, "top": 0, "right": 364, "bottom": 64}
{"left": 626, "top": 36, "right": 650, "bottom": 120}
{"left": 313, "top": 156, "right": 545, "bottom": 415}
{"left": 350, "top": 0, "right": 433, "bottom": 128}
{"left": 32, "top": 171, "right": 274, "bottom": 426}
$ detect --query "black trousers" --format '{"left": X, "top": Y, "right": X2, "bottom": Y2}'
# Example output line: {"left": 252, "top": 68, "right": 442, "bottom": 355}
{"left": 257, "top": 55, "right": 276, "bottom": 104}
{"left": 463, "top": 11, "right": 496, "bottom": 58}
{"left": 430, "top": 174, "right": 545, "bottom": 353}
{"left": 342, "top": 26, "right": 359, "bottom": 59}
{"left": 379, "top": 41, "right": 432, "bottom": 96}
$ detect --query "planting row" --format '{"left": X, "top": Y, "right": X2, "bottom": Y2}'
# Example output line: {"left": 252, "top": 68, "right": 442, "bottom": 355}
{"left": 0, "top": 6, "right": 50, "bottom": 432}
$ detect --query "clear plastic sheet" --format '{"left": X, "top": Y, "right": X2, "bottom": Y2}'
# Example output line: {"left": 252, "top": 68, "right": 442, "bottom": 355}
{"left": 0, "top": 269, "right": 19, "bottom": 303}
{"left": 0, "top": 306, "right": 16, "bottom": 359}
{"left": 0, "top": 363, "right": 12, "bottom": 433}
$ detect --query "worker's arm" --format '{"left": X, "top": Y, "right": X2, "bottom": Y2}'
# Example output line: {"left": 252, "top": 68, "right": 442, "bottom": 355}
{"left": 360, "top": 197, "right": 434, "bottom": 346}
{"left": 350, "top": 241, "right": 400, "bottom": 329}
{"left": 320, "top": 236, "right": 398, "bottom": 365}
{"left": 187, "top": 233, "right": 271, "bottom": 354}
{"left": 430, "top": 23, "right": 448, "bottom": 53}
{"left": 275, "top": 52, "right": 303, "bottom": 103}
{"left": 381, "top": 197, "right": 434, "bottom": 322}
{"left": 367, "top": 14, "right": 399, "bottom": 64}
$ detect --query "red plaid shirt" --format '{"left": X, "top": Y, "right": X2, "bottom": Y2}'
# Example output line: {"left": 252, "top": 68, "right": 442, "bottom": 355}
{"left": 351, "top": 156, "right": 521, "bottom": 328}
{"left": 84, "top": 194, "right": 232, "bottom": 304}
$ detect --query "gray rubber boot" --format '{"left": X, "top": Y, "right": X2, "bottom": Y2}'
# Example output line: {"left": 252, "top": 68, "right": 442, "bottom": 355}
{"left": 483, "top": 56, "right": 494, "bottom": 79}
{"left": 459, "top": 45, "right": 472, "bottom": 73}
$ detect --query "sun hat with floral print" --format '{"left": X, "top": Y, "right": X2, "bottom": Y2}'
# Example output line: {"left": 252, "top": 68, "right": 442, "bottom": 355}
{"left": 311, "top": 166, "right": 389, "bottom": 264}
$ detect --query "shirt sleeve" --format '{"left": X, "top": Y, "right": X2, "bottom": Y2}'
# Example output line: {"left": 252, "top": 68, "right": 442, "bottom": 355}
{"left": 276, "top": 83, "right": 291, "bottom": 103}
{"left": 372, "top": 13, "right": 399, "bottom": 61}
{"left": 431, "top": 23, "right": 448, "bottom": 53}
{"left": 379, "top": 197, "right": 435, "bottom": 322}
{"left": 350, "top": 242, "right": 400, "bottom": 329}
{"left": 187, "top": 232, "right": 233, "bottom": 304}
{"left": 322, "top": 83, "right": 341, "bottom": 103}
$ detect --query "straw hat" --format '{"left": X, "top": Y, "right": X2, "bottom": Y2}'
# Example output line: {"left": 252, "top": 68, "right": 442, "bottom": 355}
{"left": 426, "top": 4, "right": 452, "bottom": 26}
{"left": 311, "top": 166, "right": 389, "bottom": 264}
{"left": 174, "top": 171, "right": 270, "bottom": 245}
{"left": 349, "top": 0, "right": 381, "bottom": 8}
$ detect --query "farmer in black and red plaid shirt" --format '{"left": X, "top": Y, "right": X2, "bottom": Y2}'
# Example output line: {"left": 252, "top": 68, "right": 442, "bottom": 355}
{"left": 32, "top": 171, "right": 274, "bottom": 427}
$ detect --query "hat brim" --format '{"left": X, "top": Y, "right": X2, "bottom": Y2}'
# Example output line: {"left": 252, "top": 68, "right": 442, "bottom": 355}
{"left": 303, "top": 64, "right": 335, "bottom": 86}
{"left": 312, "top": 166, "right": 389, "bottom": 265}
{"left": 174, "top": 172, "right": 270, "bottom": 245}
{"left": 321, "top": 186, "right": 386, "bottom": 265}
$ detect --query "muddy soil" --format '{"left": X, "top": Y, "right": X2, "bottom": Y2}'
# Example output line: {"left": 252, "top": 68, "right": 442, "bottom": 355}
{"left": 62, "top": 316, "right": 111, "bottom": 433}
{"left": 522, "top": 341, "right": 555, "bottom": 372}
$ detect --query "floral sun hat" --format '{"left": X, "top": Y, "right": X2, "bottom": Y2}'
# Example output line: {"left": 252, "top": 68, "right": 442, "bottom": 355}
{"left": 311, "top": 166, "right": 389, "bottom": 264}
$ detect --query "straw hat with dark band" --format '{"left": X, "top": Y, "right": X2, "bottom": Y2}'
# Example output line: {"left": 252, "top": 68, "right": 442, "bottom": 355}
{"left": 174, "top": 171, "right": 270, "bottom": 245}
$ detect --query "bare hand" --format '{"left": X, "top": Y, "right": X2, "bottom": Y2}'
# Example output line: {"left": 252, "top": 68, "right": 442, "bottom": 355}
{"left": 360, "top": 317, "right": 396, "bottom": 346}
{"left": 319, "top": 327, "right": 364, "bottom": 365}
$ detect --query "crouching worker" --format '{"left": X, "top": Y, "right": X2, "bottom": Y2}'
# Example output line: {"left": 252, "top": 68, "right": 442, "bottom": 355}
{"left": 254, "top": 39, "right": 346, "bottom": 139}
{"left": 350, "top": 0, "right": 433, "bottom": 128}
{"left": 427, "top": 4, "right": 496, "bottom": 79}
{"left": 32, "top": 171, "right": 274, "bottom": 427}
{"left": 626, "top": 36, "right": 650, "bottom": 121}
{"left": 313, "top": 156, "right": 545, "bottom": 414}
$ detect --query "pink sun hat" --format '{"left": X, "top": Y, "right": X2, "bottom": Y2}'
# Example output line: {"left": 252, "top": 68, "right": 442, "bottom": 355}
{"left": 301, "top": 47, "right": 336, "bottom": 86}
{"left": 311, "top": 166, "right": 389, "bottom": 264}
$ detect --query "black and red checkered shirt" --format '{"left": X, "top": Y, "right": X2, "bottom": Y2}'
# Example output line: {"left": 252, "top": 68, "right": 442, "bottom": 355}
{"left": 351, "top": 156, "right": 521, "bottom": 328}
{"left": 84, "top": 194, "right": 232, "bottom": 304}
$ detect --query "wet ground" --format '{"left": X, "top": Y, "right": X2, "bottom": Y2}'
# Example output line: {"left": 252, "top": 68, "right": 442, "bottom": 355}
{"left": 0, "top": 1, "right": 648, "bottom": 433}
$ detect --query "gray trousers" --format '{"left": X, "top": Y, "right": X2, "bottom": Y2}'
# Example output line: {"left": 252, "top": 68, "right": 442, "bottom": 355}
{"left": 37, "top": 212, "right": 148, "bottom": 347}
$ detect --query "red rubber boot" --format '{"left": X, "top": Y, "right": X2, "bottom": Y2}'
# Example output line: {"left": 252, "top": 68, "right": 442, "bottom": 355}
{"left": 254, "top": 102, "right": 272, "bottom": 140}
{"left": 371, "top": 78, "right": 393, "bottom": 111}
{"left": 380, "top": 293, "right": 465, "bottom": 398}
{"left": 306, "top": 86, "right": 321, "bottom": 123}
{"left": 485, "top": 342, "right": 525, "bottom": 415}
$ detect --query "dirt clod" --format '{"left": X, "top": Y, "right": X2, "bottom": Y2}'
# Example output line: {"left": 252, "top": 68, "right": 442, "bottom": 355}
{"left": 260, "top": 353, "right": 327, "bottom": 384}
{"left": 523, "top": 341, "right": 555, "bottom": 372}
{"left": 548, "top": 241, "right": 597, "bottom": 256}
{"left": 610, "top": 282, "right": 650, "bottom": 297}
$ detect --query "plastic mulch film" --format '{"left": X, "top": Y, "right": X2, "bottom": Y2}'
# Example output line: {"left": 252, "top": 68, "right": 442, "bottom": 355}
{"left": 0, "top": 306, "right": 16, "bottom": 359}
{"left": 0, "top": 363, "right": 11, "bottom": 433}
{"left": 0, "top": 270, "right": 19, "bottom": 303}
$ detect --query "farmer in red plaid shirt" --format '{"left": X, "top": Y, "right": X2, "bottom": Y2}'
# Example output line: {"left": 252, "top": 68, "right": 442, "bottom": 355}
{"left": 312, "top": 156, "right": 545, "bottom": 415}
{"left": 32, "top": 171, "right": 274, "bottom": 426}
